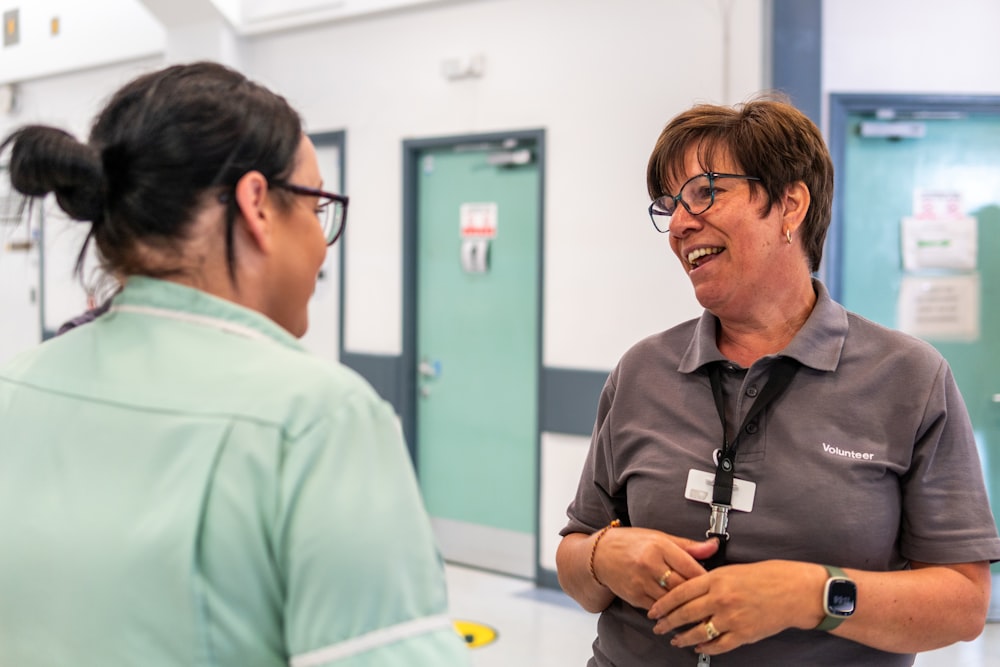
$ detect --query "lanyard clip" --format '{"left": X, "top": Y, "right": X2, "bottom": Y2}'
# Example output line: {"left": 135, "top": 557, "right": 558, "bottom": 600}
{"left": 707, "top": 503, "right": 731, "bottom": 540}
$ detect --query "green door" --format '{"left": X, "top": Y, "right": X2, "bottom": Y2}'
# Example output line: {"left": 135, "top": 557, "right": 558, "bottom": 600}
{"left": 836, "top": 104, "right": 1000, "bottom": 572}
{"left": 412, "top": 137, "right": 541, "bottom": 578}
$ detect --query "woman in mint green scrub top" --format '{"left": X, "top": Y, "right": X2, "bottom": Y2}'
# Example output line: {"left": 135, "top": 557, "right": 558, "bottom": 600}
{"left": 0, "top": 62, "right": 470, "bottom": 667}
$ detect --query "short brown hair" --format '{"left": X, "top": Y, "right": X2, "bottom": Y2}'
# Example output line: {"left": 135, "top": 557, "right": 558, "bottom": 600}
{"left": 646, "top": 95, "right": 833, "bottom": 273}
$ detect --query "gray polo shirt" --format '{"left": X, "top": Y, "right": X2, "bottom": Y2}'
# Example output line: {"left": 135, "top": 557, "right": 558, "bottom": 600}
{"left": 562, "top": 280, "right": 1000, "bottom": 666}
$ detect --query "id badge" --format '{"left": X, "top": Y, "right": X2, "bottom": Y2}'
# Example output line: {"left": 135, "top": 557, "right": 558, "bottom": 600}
{"left": 684, "top": 469, "right": 756, "bottom": 513}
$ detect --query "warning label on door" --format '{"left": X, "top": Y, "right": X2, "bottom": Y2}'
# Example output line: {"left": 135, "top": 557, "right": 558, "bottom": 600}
{"left": 460, "top": 202, "right": 498, "bottom": 239}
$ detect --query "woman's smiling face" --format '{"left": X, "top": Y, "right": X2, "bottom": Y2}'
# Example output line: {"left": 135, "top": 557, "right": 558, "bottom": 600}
{"left": 664, "top": 147, "right": 790, "bottom": 318}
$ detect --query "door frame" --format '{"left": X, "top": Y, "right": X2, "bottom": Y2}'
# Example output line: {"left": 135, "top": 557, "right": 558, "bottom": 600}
{"left": 400, "top": 129, "right": 546, "bottom": 472}
{"left": 826, "top": 93, "right": 1000, "bottom": 301}
{"left": 307, "top": 130, "right": 347, "bottom": 361}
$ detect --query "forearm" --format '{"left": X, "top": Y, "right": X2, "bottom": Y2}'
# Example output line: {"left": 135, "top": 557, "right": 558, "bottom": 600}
{"left": 555, "top": 532, "right": 616, "bottom": 613}
{"left": 834, "top": 561, "right": 991, "bottom": 653}
{"left": 648, "top": 559, "right": 992, "bottom": 656}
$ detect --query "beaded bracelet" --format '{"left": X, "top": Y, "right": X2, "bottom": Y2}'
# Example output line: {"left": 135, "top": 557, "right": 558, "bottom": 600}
{"left": 588, "top": 519, "right": 621, "bottom": 587}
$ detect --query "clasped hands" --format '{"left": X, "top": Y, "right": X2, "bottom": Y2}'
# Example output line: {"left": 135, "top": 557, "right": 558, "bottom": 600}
{"left": 591, "top": 526, "right": 822, "bottom": 655}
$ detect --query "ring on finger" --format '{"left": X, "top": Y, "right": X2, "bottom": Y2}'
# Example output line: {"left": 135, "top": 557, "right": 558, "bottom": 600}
{"left": 657, "top": 568, "right": 673, "bottom": 589}
{"left": 704, "top": 620, "right": 720, "bottom": 641}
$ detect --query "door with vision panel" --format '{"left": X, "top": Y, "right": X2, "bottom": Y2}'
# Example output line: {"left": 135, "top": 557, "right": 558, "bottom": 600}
{"left": 410, "top": 135, "right": 542, "bottom": 578}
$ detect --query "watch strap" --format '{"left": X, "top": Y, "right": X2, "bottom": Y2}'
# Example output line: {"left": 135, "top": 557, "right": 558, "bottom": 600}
{"left": 815, "top": 565, "right": 852, "bottom": 632}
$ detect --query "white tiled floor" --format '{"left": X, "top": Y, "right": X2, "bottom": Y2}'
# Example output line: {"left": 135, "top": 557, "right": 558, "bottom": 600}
{"left": 446, "top": 564, "right": 1000, "bottom": 667}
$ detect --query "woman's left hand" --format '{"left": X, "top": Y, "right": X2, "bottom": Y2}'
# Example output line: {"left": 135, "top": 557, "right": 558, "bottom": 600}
{"left": 646, "top": 560, "right": 825, "bottom": 655}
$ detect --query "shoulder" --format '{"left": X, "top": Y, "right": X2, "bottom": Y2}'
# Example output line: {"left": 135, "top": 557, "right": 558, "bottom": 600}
{"left": 619, "top": 318, "right": 698, "bottom": 366}
{"left": 131, "top": 313, "right": 394, "bottom": 430}
{"left": 609, "top": 317, "right": 700, "bottom": 389}
{"left": 843, "top": 310, "right": 945, "bottom": 369}
{"left": 229, "top": 341, "right": 392, "bottom": 428}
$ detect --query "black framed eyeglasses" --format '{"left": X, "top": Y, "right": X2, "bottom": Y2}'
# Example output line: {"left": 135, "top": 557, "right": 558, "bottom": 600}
{"left": 648, "top": 172, "right": 761, "bottom": 233}
{"left": 272, "top": 181, "right": 349, "bottom": 246}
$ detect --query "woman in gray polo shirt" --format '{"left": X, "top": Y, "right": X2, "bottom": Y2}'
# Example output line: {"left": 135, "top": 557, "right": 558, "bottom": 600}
{"left": 556, "top": 97, "right": 1000, "bottom": 666}
{"left": 0, "top": 63, "right": 469, "bottom": 667}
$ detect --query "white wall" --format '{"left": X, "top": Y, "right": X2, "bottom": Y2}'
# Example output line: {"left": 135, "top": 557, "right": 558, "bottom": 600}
{"left": 0, "top": 57, "right": 162, "bottom": 153}
{"left": 823, "top": 0, "right": 1000, "bottom": 102}
{"left": 2, "top": 0, "right": 764, "bottom": 370}
{"left": 0, "top": 57, "right": 164, "bottom": 342}
{"left": 245, "top": 0, "right": 765, "bottom": 369}
{"left": 7, "top": 0, "right": 1000, "bottom": 370}
{"left": 0, "top": 0, "right": 163, "bottom": 86}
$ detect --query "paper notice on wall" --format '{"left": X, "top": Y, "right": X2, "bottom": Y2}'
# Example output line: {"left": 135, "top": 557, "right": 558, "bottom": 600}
{"left": 900, "top": 215, "right": 977, "bottom": 271}
{"left": 897, "top": 274, "right": 979, "bottom": 341}
{"left": 912, "top": 190, "right": 964, "bottom": 220}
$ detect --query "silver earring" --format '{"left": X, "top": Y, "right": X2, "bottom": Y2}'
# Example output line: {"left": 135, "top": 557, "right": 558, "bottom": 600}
{"left": 785, "top": 229, "right": 793, "bottom": 244}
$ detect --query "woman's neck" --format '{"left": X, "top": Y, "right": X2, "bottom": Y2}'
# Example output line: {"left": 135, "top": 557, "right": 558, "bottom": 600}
{"left": 716, "top": 284, "right": 817, "bottom": 367}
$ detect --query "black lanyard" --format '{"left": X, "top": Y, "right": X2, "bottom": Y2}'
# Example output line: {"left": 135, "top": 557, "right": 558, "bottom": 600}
{"left": 701, "top": 356, "right": 799, "bottom": 570}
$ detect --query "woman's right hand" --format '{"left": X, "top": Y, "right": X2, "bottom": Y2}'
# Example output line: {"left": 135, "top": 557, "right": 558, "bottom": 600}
{"left": 591, "top": 526, "right": 719, "bottom": 610}
{"left": 557, "top": 527, "right": 720, "bottom": 613}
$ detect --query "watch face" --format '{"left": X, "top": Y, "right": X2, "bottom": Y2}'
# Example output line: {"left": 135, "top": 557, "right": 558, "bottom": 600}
{"left": 827, "top": 579, "right": 857, "bottom": 617}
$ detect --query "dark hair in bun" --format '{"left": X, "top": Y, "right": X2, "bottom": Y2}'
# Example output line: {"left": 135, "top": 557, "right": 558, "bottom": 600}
{"left": 1, "top": 61, "right": 302, "bottom": 280}
{"left": 4, "top": 126, "right": 104, "bottom": 223}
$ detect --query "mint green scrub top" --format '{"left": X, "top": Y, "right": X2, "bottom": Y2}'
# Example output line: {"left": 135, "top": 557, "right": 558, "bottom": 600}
{"left": 0, "top": 277, "right": 471, "bottom": 667}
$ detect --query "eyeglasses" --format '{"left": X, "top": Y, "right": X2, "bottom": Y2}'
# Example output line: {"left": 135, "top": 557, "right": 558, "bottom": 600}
{"left": 648, "top": 172, "right": 761, "bottom": 233}
{"left": 272, "top": 181, "right": 349, "bottom": 246}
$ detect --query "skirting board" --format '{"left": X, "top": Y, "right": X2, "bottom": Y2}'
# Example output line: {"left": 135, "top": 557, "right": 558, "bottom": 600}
{"left": 431, "top": 517, "right": 535, "bottom": 580}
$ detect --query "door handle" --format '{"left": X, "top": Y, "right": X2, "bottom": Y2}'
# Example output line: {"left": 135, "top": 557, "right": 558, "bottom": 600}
{"left": 418, "top": 359, "right": 441, "bottom": 399}
{"left": 418, "top": 358, "right": 440, "bottom": 379}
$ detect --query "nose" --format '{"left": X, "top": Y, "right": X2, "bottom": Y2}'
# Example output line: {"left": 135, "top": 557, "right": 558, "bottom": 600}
{"left": 666, "top": 202, "right": 702, "bottom": 237}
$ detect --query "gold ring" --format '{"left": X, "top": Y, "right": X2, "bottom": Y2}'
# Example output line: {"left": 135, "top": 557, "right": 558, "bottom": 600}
{"left": 704, "top": 620, "right": 720, "bottom": 641}
{"left": 657, "top": 568, "right": 673, "bottom": 588}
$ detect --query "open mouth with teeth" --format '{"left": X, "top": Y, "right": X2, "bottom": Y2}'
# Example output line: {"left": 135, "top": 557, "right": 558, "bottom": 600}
{"left": 687, "top": 247, "right": 724, "bottom": 268}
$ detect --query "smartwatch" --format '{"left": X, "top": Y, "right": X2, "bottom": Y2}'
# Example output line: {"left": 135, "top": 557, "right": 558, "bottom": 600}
{"left": 815, "top": 565, "right": 857, "bottom": 631}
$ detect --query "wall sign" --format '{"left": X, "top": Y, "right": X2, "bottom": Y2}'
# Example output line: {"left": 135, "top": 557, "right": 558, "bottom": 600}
{"left": 897, "top": 274, "right": 979, "bottom": 341}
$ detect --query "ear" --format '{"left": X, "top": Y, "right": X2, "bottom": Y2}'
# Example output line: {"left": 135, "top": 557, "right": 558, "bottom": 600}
{"left": 233, "top": 170, "right": 274, "bottom": 253}
{"left": 780, "top": 180, "right": 810, "bottom": 237}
